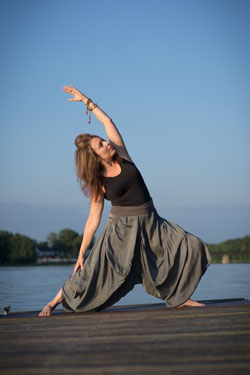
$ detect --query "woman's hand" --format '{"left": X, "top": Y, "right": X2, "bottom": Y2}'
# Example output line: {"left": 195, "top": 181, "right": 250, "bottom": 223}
{"left": 63, "top": 84, "right": 86, "bottom": 102}
{"left": 72, "top": 253, "right": 85, "bottom": 276}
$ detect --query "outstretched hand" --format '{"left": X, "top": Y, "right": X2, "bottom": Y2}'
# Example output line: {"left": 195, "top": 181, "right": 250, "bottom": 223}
{"left": 63, "top": 84, "right": 85, "bottom": 102}
{"left": 72, "top": 254, "right": 85, "bottom": 276}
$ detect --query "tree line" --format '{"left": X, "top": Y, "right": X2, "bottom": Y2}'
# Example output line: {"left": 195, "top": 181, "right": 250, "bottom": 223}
{"left": 0, "top": 229, "right": 249, "bottom": 265}
{"left": 0, "top": 229, "right": 94, "bottom": 265}
{"left": 207, "top": 235, "right": 250, "bottom": 253}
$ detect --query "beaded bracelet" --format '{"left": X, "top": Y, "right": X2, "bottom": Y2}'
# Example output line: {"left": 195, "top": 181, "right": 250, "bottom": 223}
{"left": 85, "top": 98, "right": 98, "bottom": 124}
{"left": 89, "top": 103, "right": 98, "bottom": 111}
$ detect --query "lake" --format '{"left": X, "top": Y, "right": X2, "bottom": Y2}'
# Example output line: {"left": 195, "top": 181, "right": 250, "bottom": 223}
{"left": 0, "top": 263, "right": 250, "bottom": 313}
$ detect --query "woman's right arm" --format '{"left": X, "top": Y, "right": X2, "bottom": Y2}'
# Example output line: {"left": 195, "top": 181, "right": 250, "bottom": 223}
{"left": 73, "top": 194, "right": 104, "bottom": 275}
{"left": 63, "top": 84, "right": 132, "bottom": 161}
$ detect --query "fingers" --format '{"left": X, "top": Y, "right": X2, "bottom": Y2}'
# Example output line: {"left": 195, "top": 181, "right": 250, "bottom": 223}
{"left": 63, "top": 85, "right": 71, "bottom": 93}
{"left": 63, "top": 84, "right": 76, "bottom": 95}
{"left": 63, "top": 84, "right": 77, "bottom": 91}
{"left": 72, "top": 258, "right": 84, "bottom": 275}
{"left": 72, "top": 263, "right": 79, "bottom": 275}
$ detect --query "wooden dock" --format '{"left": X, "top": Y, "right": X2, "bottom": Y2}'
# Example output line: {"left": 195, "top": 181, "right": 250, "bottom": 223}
{"left": 1, "top": 299, "right": 250, "bottom": 375}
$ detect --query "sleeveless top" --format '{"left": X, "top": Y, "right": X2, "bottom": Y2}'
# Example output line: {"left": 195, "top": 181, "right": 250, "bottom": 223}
{"left": 102, "top": 159, "right": 151, "bottom": 206}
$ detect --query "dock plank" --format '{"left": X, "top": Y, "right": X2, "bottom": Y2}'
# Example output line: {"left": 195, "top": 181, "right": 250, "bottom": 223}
{"left": 0, "top": 299, "right": 250, "bottom": 375}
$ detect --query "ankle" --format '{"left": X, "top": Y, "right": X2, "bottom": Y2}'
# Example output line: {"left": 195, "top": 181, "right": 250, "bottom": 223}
{"left": 47, "top": 301, "right": 56, "bottom": 309}
{"left": 49, "top": 299, "right": 61, "bottom": 310}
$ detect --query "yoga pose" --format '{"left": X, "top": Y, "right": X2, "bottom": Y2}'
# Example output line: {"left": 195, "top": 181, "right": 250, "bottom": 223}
{"left": 39, "top": 85, "right": 211, "bottom": 316}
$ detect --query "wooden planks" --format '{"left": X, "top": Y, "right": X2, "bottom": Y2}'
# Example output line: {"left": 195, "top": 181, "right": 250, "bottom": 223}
{"left": 1, "top": 300, "right": 250, "bottom": 375}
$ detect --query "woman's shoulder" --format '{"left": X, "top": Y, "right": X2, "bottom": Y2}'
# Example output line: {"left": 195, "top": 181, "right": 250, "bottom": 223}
{"left": 120, "top": 156, "right": 134, "bottom": 165}
{"left": 111, "top": 143, "right": 133, "bottom": 163}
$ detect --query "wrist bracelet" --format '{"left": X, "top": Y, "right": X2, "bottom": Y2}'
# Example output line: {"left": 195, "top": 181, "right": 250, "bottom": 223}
{"left": 86, "top": 98, "right": 92, "bottom": 106}
{"left": 89, "top": 103, "right": 98, "bottom": 111}
{"left": 86, "top": 98, "right": 92, "bottom": 115}
{"left": 85, "top": 98, "right": 98, "bottom": 124}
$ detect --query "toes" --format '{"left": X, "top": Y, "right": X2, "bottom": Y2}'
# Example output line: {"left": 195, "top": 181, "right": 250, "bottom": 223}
{"left": 38, "top": 307, "right": 51, "bottom": 317}
{"left": 177, "top": 299, "right": 205, "bottom": 308}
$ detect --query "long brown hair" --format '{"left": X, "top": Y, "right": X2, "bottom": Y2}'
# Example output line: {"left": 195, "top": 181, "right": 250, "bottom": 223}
{"left": 74, "top": 133, "right": 121, "bottom": 199}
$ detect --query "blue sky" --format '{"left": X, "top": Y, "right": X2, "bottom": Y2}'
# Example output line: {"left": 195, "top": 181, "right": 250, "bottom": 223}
{"left": 0, "top": 0, "right": 249, "bottom": 243}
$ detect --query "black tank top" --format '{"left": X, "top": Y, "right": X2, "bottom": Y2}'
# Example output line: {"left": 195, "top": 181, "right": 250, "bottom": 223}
{"left": 103, "top": 159, "right": 151, "bottom": 206}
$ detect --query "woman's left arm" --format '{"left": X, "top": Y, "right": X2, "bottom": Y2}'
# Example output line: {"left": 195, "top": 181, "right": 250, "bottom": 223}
{"left": 63, "top": 84, "right": 132, "bottom": 161}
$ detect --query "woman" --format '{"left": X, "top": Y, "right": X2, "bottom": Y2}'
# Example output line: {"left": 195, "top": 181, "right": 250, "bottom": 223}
{"left": 39, "top": 85, "right": 212, "bottom": 316}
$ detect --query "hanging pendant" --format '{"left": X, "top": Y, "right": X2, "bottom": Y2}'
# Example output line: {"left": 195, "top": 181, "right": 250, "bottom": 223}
{"left": 88, "top": 114, "right": 91, "bottom": 124}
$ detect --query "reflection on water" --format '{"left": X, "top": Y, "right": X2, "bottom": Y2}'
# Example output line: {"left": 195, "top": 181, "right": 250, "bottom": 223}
{"left": 0, "top": 263, "right": 250, "bottom": 312}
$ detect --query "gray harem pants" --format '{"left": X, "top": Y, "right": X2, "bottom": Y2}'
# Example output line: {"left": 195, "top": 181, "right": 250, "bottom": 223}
{"left": 62, "top": 200, "right": 212, "bottom": 312}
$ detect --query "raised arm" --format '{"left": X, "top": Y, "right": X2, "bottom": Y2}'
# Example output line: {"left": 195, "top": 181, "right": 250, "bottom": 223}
{"left": 73, "top": 194, "right": 104, "bottom": 275}
{"left": 63, "top": 84, "right": 132, "bottom": 161}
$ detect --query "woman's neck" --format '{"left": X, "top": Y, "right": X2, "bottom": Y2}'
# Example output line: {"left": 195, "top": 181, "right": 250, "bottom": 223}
{"left": 102, "top": 160, "right": 121, "bottom": 177}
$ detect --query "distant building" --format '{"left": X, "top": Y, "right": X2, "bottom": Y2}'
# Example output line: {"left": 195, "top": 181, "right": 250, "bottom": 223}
{"left": 35, "top": 247, "right": 65, "bottom": 259}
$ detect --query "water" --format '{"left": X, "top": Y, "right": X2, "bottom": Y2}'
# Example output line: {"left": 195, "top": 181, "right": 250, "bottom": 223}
{"left": 0, "top": 263, "right": 250, "bottom": 312}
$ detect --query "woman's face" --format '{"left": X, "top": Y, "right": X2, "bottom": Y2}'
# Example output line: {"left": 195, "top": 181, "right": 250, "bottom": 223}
{"left": 90, "top": 137, "right": 116, "bottom": 162}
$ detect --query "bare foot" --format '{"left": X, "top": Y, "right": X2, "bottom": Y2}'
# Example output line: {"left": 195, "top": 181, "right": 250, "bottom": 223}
{"left": 38, "top": 289, "right": 62, "bottom": 317}
{"left": 177, "top": 299, "right": 205, "bottom": 308}
{"left": 39, "top": 303, "right": 54, "bottom": 317}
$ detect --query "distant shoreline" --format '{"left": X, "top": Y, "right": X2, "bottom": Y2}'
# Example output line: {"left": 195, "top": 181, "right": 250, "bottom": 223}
{"left": 0, "top": 261, "right": 76, "bottom": 267}
{"left": 1, "top": 258, "right": 250, "bottom": 267}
